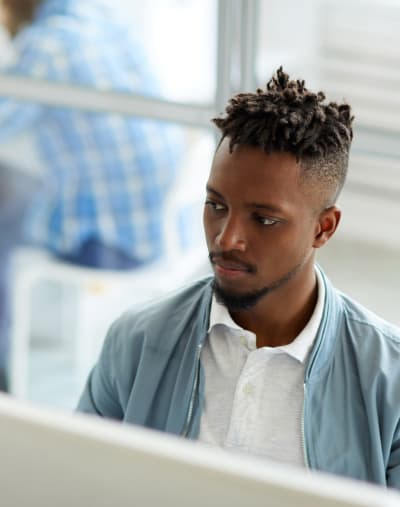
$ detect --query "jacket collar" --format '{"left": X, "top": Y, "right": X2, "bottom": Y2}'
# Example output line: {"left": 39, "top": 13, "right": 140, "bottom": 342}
{"left": 304, "top": 266, "right": 344, "bottom": 382}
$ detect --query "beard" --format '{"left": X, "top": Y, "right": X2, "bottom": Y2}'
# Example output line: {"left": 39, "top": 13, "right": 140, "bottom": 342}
{"left": 212, "top": 260, "right": 304, "bottom": 312}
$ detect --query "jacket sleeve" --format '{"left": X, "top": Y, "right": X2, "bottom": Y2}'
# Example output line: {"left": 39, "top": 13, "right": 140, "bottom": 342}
{"left": 76, "top": 320, "right": 125, "bottom": 420}
{"left": 387, "top": 422, "right": 400, "bottom": 489}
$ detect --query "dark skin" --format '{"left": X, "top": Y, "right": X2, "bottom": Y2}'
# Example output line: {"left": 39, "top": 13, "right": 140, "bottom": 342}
{"left": 203, "top": 137, "right": 341, "bottom": 348}
{"left": 0, "top": 1, "right": 38, "bottom": 38}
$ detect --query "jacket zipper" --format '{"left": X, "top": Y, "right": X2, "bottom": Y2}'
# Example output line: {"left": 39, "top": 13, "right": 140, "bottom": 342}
{"left": 301, "top": 382, "right": 310, "bottom": 468}
{"left": 181, "top": 342, "right": 203, "bottom": 437}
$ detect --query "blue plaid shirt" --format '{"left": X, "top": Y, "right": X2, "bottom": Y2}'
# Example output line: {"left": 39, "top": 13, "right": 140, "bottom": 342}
{"left": 0, "top": 0, "right": 183, "bottom": 263}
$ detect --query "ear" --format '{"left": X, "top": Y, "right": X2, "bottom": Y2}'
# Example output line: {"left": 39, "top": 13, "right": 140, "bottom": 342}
{"left": 313, "top": 206, "right": 341, "bottom": 248}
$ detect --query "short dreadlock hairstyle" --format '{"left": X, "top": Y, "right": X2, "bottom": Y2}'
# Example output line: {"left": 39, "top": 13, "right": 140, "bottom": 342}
{"left": 213, "top": 67, "right": 354, "bottom": 206}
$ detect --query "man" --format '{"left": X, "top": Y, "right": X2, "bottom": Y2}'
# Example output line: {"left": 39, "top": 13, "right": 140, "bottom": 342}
{"left": 0, "top": 0, "right": 182, "bottom": 267}
{"left": 0, "top": 0, "right": 183, "bottom": 389}
{"left": 78, "top": 68, "right": 400, "bottom": 488}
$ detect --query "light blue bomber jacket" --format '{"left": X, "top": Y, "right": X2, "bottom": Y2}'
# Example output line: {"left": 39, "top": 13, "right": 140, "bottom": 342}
{"left": 77, "top": 269, "right": 400, "bottom": 488}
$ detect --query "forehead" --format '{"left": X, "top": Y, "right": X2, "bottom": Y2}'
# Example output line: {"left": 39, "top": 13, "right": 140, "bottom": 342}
{"left": 209, "top": 139, "right": 306, "bottom": 210}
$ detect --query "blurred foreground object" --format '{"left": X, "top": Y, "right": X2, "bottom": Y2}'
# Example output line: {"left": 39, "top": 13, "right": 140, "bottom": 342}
{"left": 0, "top": 393, "right": 399, "bottom": 507}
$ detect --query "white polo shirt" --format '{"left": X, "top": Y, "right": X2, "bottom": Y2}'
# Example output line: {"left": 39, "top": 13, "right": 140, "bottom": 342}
{"left": 198, "top": 270, "right": 325, "bottom": 467}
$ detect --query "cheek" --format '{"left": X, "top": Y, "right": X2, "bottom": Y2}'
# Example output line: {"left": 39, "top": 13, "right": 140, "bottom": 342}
{"left": 202, "top": 208, "right": 210, "bottom": 231}
{"left": 259, "top": 226, "right": 312, "bottom": 262}
{"left": 202, "top": 211, "right": 215, "bottom": 244}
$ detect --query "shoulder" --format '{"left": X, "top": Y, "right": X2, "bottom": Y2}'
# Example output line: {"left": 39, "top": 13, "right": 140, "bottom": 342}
{"left": 12, "top": 12, "right": 86, "bottom": 66}
{"left": 10, "top": 22, "right": 70, "bottom": 80}
{"left": 15, "top": 19, "right": 67, "bottom": 52}
{"left": 318, "top": 268, "right": 400, "bottom": 380}
{"left": 338, "top": 290, "right": 400, "bottom": 348}
{"left": 330, "top": 289, "right": 400, "bottom": 386}
{"left": 106, "top": 276, "right": 214, "bottom": 354}
{"left": 319, "top": 267, "right": 400, "bottom": 349}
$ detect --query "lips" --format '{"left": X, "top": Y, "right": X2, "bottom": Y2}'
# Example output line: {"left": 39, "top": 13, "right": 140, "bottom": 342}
{"left": 210, "top": 253, "right": 255, "bottom": 277}
{"left": 214, "top": 260, "right": 249, "bottom": 272}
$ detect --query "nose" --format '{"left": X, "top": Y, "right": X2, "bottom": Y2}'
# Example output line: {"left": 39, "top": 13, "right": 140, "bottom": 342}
{"left": 215, "top": 214, "right": 247, "bottom": 251}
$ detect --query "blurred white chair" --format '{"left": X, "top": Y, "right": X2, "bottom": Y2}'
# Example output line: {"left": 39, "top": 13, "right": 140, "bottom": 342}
{"left": 9, "top": 136, "right": 212, "bottom": 398}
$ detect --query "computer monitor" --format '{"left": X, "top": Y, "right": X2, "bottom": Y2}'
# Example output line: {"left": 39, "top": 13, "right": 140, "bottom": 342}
{"left": 0, "top": 394, "right": 398, "bottom": 507}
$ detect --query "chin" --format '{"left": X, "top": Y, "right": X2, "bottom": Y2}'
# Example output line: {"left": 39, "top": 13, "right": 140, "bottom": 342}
{"left": 212, "top": 278, "right": 270, "bottom": 312}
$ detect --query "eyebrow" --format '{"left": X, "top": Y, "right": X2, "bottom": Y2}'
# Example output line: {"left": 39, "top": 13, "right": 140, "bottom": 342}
{"left": 206, "top": 185, "right": 285, "bottom": 214}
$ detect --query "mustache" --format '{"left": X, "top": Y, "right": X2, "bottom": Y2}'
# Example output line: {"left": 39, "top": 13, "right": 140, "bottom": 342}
{"left": 208, "top": 251, "right": 256, "bottom": 273}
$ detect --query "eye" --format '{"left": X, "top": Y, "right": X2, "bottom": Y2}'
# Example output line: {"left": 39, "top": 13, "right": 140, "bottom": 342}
{"left": 205, "top": 200, "right": 226, "bottom": 213}
{"left": 254, "top": 214, "right": 278, "bottom": 226}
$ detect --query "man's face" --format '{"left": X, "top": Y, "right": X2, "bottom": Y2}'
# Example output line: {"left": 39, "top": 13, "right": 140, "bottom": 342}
{"left": 0, "top": 3, "right": 7, "bottom": 27}
{"left": 0, "top": 3, "right": 13, "bottom": 36}
{"left": 203, "top": 138, "right": 325, "bottom": 310}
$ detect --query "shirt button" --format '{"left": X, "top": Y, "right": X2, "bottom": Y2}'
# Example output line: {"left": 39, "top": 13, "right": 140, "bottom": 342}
{"left": 239, "top": 335, "right": 247, "bottom": 346}
{"left": 243, "top": 382, "right": 254, "bottom": 396}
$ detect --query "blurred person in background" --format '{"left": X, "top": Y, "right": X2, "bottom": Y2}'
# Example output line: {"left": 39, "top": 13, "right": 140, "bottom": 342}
{"left": 0, "top": 0, "right": 183, "bottom": 390}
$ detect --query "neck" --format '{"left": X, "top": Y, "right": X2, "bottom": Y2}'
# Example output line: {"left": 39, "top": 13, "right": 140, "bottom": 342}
{"left": 230, "top": 263, "right": 318, "bottom": 348}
